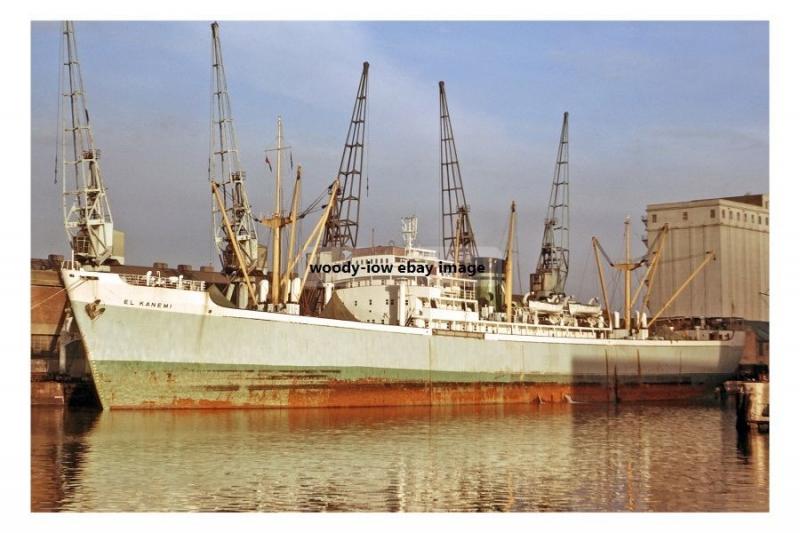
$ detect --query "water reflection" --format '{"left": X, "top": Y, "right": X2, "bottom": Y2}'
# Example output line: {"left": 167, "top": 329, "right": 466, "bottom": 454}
{"left": 31, "top": 408, "right": 100, "bottom": 511}
{"left": 31, "top": 402, "right": 768, "bottom": 512}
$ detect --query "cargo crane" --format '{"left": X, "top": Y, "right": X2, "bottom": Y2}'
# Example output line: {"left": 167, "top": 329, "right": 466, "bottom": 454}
{"left": 322, "top": 62, "right": 369, "bottom": 250}
{"left": 592, "top": 218, "right": 708, "bottom": 333}
{"left": 59, "top": 21, "right": 119, "bottom": 266}
{"left": 208, "top": 22, "right": 260, "bottom": 276}
{"left": 439, "top": 81, "right": 478, "bottom": 266}
{"left": 531, "top": 112, "right": 570, "bottom": 300}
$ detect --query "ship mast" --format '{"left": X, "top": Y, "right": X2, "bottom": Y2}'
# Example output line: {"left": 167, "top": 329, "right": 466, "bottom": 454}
{"left": 286, "top": 166, "right": 302, "bottom": 286}
{"left": 592, "top": 217, "right": 644, "bottom": 332}
{"left": 594, "top": 219, "right": 715, "bottom": 333}
{"left": 624, "top": 217, "right": 632, "bottom": 330}
{"left": 60, "top": 21, "right": 116, "bottom": 266}
{"left": 323, "top": 61, "right": 369, "bottom": 250}
{"left": 439, "top": 81, "right": 478, "bottom": 265}
{"left": 261, "top": 119, "right": 306, "bottom": 307}
{"left": 208, "top": 22, "right": 259, "bottom": 274}
{"left": 531, "top": 112, "right": 570, "bottom": 300}
{"left": 503, "top": 202, "right": 517, "bottom": 322}
{"left": 264, "top": 117, "right": 291, "bottom": 305}
{"left": 272, "top": 118, "right": 284, "bottom": 305}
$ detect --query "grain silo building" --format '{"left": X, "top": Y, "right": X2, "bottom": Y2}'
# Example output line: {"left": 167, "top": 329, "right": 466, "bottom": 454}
{"left": 644, "top": 194, "right": 769, "bottom": 322}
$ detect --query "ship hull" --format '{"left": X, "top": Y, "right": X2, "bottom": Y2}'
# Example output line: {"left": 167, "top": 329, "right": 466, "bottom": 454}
{"left": 63, "top": 270, "right": 743, "bottom": 410}
{"left": 85, "top": 360, "right": 724, "bottom": 409}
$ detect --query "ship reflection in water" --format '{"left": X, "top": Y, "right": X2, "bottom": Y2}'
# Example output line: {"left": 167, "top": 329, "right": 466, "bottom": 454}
{"left": 31, "top": 401, "right": 768, "bottom": 512}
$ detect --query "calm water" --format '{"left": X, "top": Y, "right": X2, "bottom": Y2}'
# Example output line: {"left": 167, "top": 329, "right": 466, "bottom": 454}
{"left": 31, "top": 401, "right": 768, "bottom": 512}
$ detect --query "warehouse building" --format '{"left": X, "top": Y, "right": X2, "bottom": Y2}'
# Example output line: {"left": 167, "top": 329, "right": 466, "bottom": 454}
{"left": 644, "top": 194, "right": 769, "bottom": 322}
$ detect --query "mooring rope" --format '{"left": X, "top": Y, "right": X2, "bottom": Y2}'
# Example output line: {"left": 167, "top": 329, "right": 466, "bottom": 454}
{"left": 31, "top": 277, "right": 88, "bottom": 310}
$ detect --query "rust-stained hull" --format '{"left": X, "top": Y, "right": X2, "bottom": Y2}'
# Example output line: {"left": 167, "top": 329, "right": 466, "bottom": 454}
{"left": 63, "top": 269, "right": 744, "bottom": 410}
{"left": 98, "top": 374, "right": 715, "bottom": 410}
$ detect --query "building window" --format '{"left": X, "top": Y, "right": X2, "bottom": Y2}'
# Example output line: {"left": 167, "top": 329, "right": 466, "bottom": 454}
{"left": 369, "top": 299, "right": 373, "bottom": 305}
{"left": 710, "top": 209, "right": 716, "bottom": 219}
{"left": 722, "top": 210, "right": 726, "bottom": 219}
{"left": 354, "top": 301, "right": 358, "bottom": 306}
{"left": 766, "top": 217, "right": 769, "bottom": 225}
{"left": 682, "top": 211, "right": 688, "bottom": 221}
{"left": 751, "top": 214, "right": 755, "bottom": 222}
{"left": 758, "top": 216, "right": 762, "bottom": 224}
{"left": 385, "top": 299, "right": 389, "bottom": 305}
{"left": 651, "top": 214, "right": 657, "bottom": 223}
{"left": 737, "top": 212, "right": 740, "bottom": 221}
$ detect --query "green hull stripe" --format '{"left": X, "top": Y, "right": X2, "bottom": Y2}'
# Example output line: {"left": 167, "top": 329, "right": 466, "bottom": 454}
{"left": 92, "top": 360, "right": 724, "bottom": 385}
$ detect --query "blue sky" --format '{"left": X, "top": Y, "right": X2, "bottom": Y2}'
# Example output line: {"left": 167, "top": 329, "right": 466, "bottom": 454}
{"left": 30, "top": 21, "right": 768, "bottom": 300}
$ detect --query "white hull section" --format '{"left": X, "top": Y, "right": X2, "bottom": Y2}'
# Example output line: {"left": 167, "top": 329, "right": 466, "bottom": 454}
{"left": 61, "top": 270, "right": 744, "bottom": 409}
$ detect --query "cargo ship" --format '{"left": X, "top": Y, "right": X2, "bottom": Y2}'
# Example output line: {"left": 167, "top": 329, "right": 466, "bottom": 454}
{"left": 49, "top": 22, "right": 745, "bottom": 409}
{"left": 60, "top": 237, "right": 743, "bottom": 410}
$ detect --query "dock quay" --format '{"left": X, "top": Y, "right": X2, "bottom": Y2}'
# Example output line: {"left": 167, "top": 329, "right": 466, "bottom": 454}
{"left": 726, "top": 381, "right": 769, "bottom": 433}
{"left": 31, "top": 258, "right": 87, "bottom": 407}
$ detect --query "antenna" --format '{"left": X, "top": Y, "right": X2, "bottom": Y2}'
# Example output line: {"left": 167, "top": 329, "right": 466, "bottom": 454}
{"left": 60, "top": 21, "right": 116, "bottom": 266}
{"left": 401, "top": 215, "right": 418, "bottom": 250}
{"left": 323, "top": 61, "right": 369, "bottom": 249}
{"left": 531, "top": 112, "right": 570, "bottom": 299}
{"left": 209, "top": 22, "right": 259, "bottom": 274}
{"left": 439, "top": 81, "right": 478, "bottom": 265}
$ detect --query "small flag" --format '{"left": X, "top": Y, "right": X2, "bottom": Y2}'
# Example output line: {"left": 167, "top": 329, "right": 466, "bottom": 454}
{"left": 265, "top": 154, "right": 272, "bottom": 172}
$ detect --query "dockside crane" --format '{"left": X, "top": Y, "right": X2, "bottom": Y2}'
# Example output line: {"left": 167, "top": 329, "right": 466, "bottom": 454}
{"left": 59, "top": 21, "right": 117, "bottom": 266}
{"left": 208, "top": 22, "right": 260, "bottom": 276}
{"left": 322, "top": 62, "right": 369, "bottom": 250}
{"left": 531, "top": 112, "right": 570, "bottom": 300}
{"left": 439, "top": 81, "right": 478, "bottom": 266}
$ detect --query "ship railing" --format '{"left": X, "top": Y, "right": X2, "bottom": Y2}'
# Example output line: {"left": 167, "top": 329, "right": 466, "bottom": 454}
{"left": 119, "top": 273, "right": 206, "bottom": 292}
{"left": 334, "top": 275, "right": 428, "bottom": 290}
{"left": 427, "top": 317, "right": 611, "bottom": 339}
{"left": 404, "top": 247, "right": 438, "bottom": 259}
{"left": 333, "top": 273, "right": 476, "bottom": 297}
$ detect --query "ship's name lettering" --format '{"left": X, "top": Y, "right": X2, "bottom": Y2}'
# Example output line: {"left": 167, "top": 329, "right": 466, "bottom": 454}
{"left": 123, "top": 299, "right": 173, "bottom": 309}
